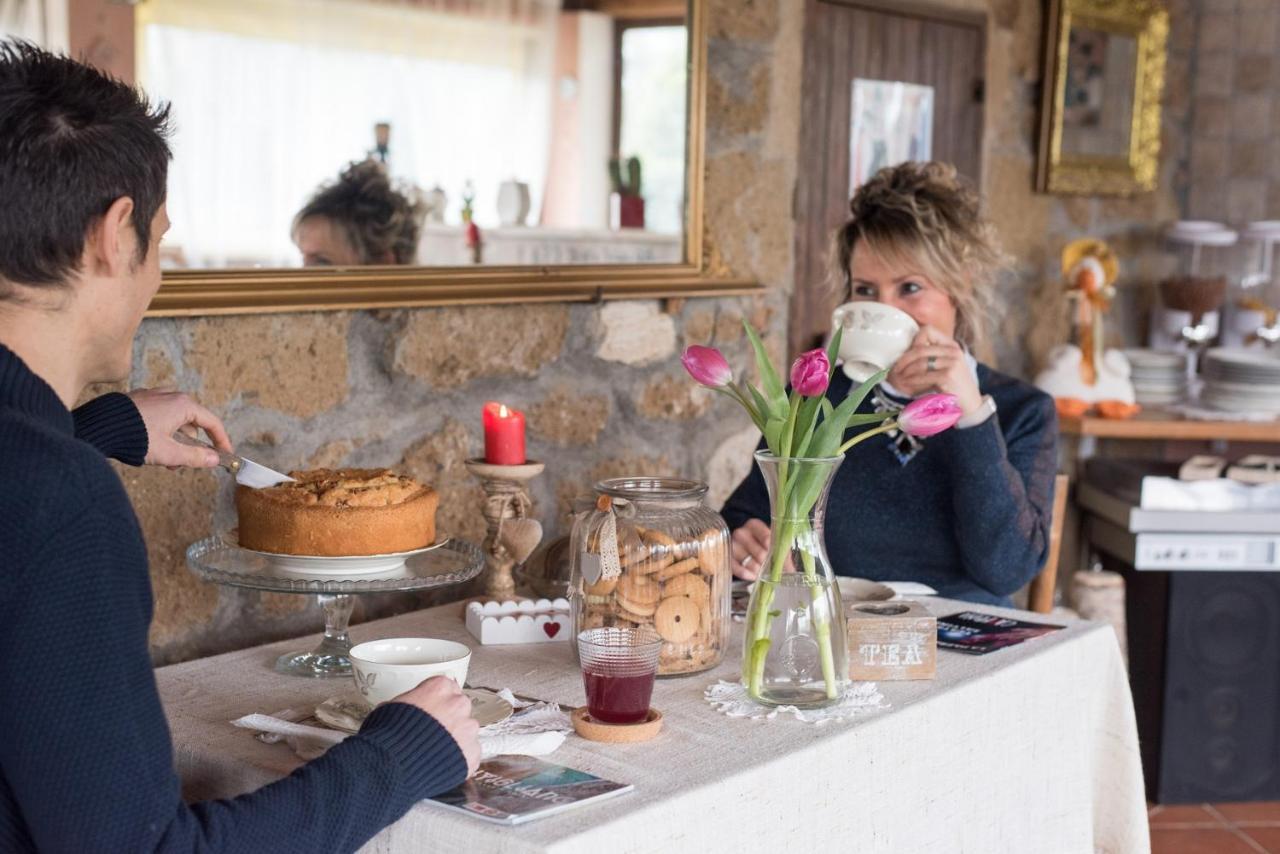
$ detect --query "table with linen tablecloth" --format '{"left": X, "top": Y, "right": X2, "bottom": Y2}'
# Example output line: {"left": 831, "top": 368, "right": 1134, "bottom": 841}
{"left": 156, "top": 598, "right": 1149, "bottom": 854}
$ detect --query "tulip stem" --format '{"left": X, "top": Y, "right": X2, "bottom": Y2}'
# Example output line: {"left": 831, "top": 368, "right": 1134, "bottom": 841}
{"left": 837, "top": 421, "right": 897, "bottom": 456}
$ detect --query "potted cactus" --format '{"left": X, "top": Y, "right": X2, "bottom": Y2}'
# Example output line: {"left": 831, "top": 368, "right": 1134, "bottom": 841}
{"left": 608, "top": 155, "right": 645, "bottom": 229}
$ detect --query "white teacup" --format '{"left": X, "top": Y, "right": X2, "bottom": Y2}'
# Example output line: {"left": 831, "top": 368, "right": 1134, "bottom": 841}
{"left": 831, "top": 302, "right": 920, "bottom": 381}
{"left": 348, "top": 638, "right": 471, "bottom": 708}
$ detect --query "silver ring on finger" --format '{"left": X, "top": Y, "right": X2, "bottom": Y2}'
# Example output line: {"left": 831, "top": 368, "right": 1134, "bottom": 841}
{"left": 742, "top": 554, "right": 754, "bottom": 569}
{"left": 927, "top": 355, "right": 938, "bottom": 372}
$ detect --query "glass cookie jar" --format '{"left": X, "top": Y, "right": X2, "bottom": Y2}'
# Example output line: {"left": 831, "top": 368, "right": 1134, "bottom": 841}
{"left": 569, "top": 478, "right": 731, "bottom": 676}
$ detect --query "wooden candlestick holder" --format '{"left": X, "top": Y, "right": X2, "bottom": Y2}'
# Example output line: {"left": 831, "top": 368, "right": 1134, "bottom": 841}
{"left": 464, "top": 458, "right": 545, "bottom": 601}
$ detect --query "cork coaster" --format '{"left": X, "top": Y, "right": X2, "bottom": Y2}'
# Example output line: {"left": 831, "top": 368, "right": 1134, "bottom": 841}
{"left": 572, "top": 707, "right": 663, "bottom": 743}
{"left": 654, "top": 596, "right": 700, "bottom": 643}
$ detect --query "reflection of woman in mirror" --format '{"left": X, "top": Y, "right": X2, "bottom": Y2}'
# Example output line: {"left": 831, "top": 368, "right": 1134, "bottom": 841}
{"left": 722, "top": 161, "right": 1059, "bottom": 607}
{"left": 292, "top": 160, "right": 424, "bottom": 266}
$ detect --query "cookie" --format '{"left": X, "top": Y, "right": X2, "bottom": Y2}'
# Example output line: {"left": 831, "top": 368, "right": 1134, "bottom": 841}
{"left": 654, "top": 596, "right": 700, "bottom": 643}
{"left": 656, "top": 557, "right": 700, "bottom": 582}
{"left": 696, "top": 528, "right": 728, "bottom": 576}
{"left": 620, "top": 542, "right": 650, "bottom": 568}
{"left": 614, "top": 606, "right": 650, "bottom": 624}
{"left": 662, "top": 573, "right": 710, "bottom": 604}
{"left": 584, "top": 575, "right": 618, "bottom": 596}
{"left": 616, "top": 595, "right": 657, "bottom": 618}
{"left": 641, "top": 528, "right": 677, "bottom": 549}
{"left": 631, "top": 552, "right": 675, "bottom": 576}
{"left": 617, "top": 573, "right": 660, "bottom": 607}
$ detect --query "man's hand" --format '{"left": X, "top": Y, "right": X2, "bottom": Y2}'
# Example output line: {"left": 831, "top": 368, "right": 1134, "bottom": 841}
{"left": 393, "top": 676, "right": 481, "bottom": 776}
{"left": 127, "top": 389, "right": 233, "bottom": 469}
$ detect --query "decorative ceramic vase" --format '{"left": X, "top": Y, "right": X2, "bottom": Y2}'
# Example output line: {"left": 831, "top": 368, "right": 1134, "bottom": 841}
{"left": 610, "top": 193, "right": 645, "bottom": 230}
{"left": 742, "top": 452, "right": 849, "bottom": 707}
{"left": 497, "top": 179, "right": 531, "bottom": 227}
{"left": 424, "top": 185, "right": 447, "bottom": 224}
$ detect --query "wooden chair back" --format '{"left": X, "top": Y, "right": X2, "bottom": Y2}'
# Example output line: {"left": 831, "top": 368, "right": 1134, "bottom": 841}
{"left": 1028, "top": 474, "right": 1071, "bottom": 614}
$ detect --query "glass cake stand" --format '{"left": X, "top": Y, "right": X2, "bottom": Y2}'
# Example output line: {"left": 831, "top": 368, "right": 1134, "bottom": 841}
{"left": 185, "top": 535, "right": 483, "bottom": 678}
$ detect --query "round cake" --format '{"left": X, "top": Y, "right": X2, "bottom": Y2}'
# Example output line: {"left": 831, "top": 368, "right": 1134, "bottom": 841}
{"left": 235, "top": 468, "right": 438, "bottom": 556}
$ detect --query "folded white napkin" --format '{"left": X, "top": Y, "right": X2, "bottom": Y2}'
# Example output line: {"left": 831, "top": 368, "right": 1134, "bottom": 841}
{"left": 233, "top": 690, "right": 572, "bottom": 761}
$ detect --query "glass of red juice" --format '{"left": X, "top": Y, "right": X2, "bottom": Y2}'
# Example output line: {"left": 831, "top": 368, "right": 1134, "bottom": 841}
{"left": 577, "top": 627, "right": 662, "bottom": 724}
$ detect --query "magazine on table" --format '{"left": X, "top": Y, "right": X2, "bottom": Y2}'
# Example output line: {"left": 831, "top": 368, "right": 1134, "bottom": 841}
{"left": 936, "top": 610, "right": 1064, "bottom": 655}
{"left": 427, "top": 755, "right": 633, "bottom": 825}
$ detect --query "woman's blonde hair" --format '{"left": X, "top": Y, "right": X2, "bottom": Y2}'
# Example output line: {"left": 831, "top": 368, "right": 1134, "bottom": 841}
{"left": 834, "top": 161, "right": 1006, "bottom": 352}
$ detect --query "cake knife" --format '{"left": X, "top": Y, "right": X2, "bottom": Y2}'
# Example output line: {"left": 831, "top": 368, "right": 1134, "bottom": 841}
{"left": 173, "top": 433, "right": 295, "bottom": 488}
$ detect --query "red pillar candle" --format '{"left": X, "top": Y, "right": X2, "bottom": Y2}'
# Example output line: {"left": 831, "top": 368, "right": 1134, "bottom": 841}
{"left": 483, "top": 402, "right": 526, "bottom": 465}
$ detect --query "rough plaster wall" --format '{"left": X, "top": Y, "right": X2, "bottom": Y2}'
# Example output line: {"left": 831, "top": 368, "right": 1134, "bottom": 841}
{"left": 125, "top": 0, "right": 806, "bottom": 665}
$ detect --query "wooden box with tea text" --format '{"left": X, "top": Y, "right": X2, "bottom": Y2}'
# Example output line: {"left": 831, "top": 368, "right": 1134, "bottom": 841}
{"left": 847, "top": 600, "right": 936, "bottom": 681}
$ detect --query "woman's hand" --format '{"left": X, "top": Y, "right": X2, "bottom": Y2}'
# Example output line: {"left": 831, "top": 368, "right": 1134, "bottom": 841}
{"left": 127, "top": 388, "right": 233, "bottom": 469}
{"left": 731, "top": 519, "right": 770, "bottom": 581}
{"left": 886, "top": 325, "right": 983, "bottom": 416}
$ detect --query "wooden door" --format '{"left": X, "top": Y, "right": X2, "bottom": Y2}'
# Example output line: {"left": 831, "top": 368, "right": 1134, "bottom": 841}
{"left": 790, "top": 1, "right": 985, "bottom": 356}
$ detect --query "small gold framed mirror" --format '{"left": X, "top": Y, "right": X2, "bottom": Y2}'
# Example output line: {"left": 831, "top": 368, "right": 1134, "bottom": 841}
{"left": 1037, "top": 0, "right": 1169, "bottom": 196}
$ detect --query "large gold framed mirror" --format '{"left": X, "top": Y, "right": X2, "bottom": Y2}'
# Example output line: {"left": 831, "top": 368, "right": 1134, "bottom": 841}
{"left": 137, "top": 0, "right": 755, "bottom": 315}
{"left": 1036, "top": 0, "right": 1168, "bottom": 196}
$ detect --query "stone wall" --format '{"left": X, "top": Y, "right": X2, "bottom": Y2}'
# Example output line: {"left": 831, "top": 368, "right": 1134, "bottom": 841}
{"left": 967, "top": 0, "right": 1193, "bottom": 373}
{"left": 125, "top": 0, "right": 804, "bottom": 665}
{"left": 1182, "top": 0, "right": 1280, "bottom": 224}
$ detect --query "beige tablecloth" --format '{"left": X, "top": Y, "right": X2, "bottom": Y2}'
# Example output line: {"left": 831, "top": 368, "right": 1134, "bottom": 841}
{"left": 156, "top": 598, "right": 1149, "bottom": 854}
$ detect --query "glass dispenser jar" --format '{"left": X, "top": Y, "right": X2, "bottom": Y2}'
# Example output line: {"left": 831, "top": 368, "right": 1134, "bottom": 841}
{"left": 569, "top": 478, "right": 730, "bottom": 676}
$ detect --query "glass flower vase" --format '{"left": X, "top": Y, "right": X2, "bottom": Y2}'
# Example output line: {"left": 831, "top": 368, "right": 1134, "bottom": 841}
{"left": 742, "top": 452, "right": 849, "bottom": 707}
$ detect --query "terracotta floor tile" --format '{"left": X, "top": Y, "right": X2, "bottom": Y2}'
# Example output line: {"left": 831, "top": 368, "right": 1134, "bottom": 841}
{"left": 1150, "top": 828, "right": 1265, "bottom": 854}
{"left": 1149, "top": 804, "right": 1224, "bottom": 827}
{"left": 1239, "top": 826, "right": 1280, "bottom": 852}
{"left": 1215, "top": 803, "right": 1280, "bottom": 826}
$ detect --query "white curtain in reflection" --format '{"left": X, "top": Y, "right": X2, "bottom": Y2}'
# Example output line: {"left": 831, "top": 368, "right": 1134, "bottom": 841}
{"left": 139, "top": 0, "right": 558, "bottom": 267}
{"left": 1, "top": 0, "right": 53, "bottom": 45}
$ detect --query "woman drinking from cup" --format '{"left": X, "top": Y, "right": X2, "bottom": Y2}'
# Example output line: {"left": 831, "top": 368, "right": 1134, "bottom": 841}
{"left": 722, "top": 161, "right": 1058, "bottom": 607}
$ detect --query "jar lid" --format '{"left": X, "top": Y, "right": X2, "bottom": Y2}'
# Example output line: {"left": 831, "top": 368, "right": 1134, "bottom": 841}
{"left": 594, "top": 477, "right": 708, "bottom": 501}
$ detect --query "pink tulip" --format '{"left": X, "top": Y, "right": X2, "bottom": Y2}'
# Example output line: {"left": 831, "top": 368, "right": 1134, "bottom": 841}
{"left": 681, "top": 345, "right": 733, "bottom": 388}
{"left": 898, "top": 393, "right": 963, "bottom": 437}
{"left": 789, "top": 348, "right": 830, "bottom": 397}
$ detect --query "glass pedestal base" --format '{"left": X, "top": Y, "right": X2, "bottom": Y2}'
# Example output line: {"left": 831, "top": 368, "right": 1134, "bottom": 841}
{"left": 274, "top": 593, "right": 355, "bottom": 678}
{"left": 275, "top": 649, "right": 352, "bottom": 678}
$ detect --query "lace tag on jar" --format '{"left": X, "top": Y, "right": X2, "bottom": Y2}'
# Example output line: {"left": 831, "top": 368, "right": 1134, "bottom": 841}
{"left": 599, "top": 510, "right": 622, "bottom": 581}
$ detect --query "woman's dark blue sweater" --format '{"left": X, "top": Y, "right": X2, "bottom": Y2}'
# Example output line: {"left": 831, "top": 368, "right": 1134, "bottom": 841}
{"left": 721, "top": 364, "right": 1059, "bottom": 607}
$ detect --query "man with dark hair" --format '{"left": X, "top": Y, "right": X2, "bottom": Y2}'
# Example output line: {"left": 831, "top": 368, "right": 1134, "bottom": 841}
{"left": 0, "top": 41, "right": 479, "bottom": 853}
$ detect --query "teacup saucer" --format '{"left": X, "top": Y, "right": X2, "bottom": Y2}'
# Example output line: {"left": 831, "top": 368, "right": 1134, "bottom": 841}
{"left": 315, "top": 689, "right": 514, "bottom": 732}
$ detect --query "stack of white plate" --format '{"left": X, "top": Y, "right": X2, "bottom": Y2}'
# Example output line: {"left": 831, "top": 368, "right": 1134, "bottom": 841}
{"left": 1201, "top": 349, "right": 1280, "bottom": 414}
{"left": 1124, "top": 349, "right": 1189, "bottom": 406}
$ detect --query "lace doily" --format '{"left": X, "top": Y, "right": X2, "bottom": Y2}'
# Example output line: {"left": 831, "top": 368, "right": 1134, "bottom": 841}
{"left": 704, "top": 680, "right": 887, "bottom": 724}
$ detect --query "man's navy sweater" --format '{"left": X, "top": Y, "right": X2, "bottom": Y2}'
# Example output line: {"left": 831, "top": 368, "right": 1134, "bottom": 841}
{"left": 722, "top": 364, "right": 1059, "bottom": 606}
{"left": 0, "top": 343, "right": 467, "bottom": 853}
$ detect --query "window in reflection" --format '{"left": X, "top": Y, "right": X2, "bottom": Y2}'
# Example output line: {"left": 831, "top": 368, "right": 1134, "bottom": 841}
{"left": 135, "top": 0, "right": 688, "bottom": 270}
{"left": 618, "top": 24, "right": 687, "bottom": 236}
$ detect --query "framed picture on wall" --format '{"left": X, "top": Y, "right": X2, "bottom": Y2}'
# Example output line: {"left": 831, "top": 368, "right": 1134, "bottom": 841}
{"left": 1037, "top": 0, "right": 1169, "bottom": 196}
{"left": 849, "top": 79, "right": 934, "bottom": 194}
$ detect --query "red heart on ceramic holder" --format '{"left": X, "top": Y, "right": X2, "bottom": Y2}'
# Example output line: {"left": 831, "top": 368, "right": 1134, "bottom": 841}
{"left": 543, "top": 622, "right": 561, "bottom": 639}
